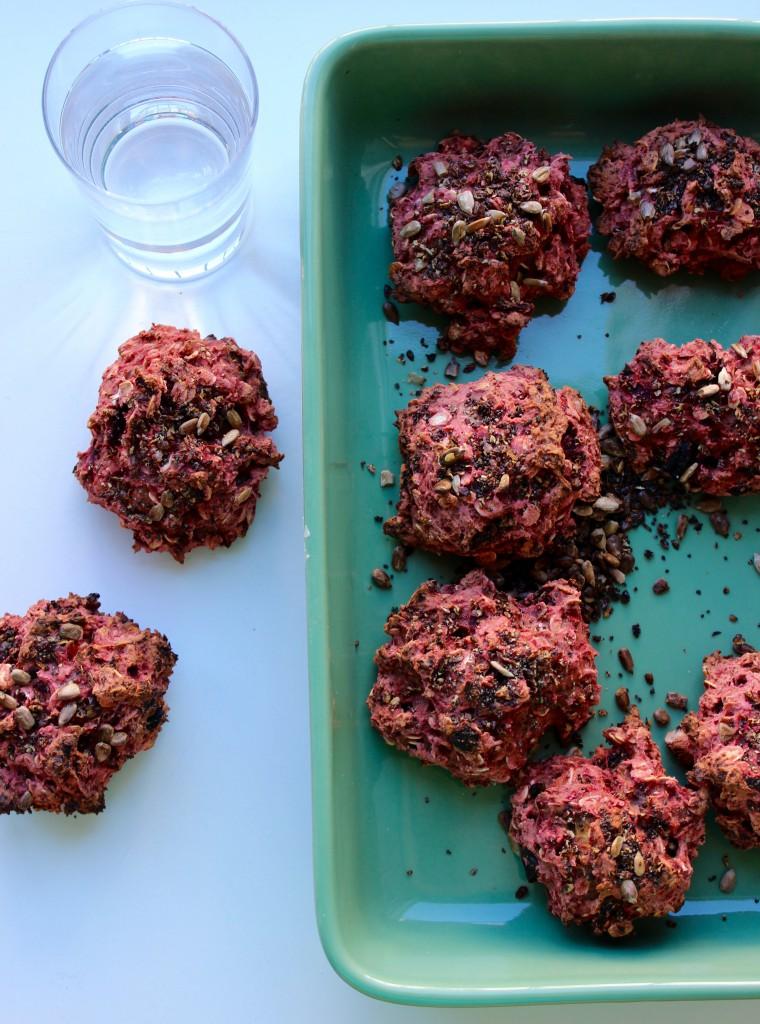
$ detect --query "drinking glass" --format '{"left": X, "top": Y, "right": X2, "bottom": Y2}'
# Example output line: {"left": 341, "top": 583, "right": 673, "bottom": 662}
{"left": 42, "top": 1, "right": 258, "bottom": 281}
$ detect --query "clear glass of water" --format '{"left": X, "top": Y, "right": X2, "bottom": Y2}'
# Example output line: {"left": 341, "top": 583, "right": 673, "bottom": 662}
{"left": 42, "top": 2, "right": 258, "bottom": 281}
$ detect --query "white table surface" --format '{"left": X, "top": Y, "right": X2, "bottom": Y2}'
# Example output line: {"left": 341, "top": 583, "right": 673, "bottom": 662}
{"left": 2, "top": 1, "right": 759, "bottom": 1020}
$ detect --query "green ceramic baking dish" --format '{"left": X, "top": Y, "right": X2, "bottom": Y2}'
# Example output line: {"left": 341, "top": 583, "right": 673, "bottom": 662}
{"left": 301, "top": 21, "right": 760, "bottom": 1006}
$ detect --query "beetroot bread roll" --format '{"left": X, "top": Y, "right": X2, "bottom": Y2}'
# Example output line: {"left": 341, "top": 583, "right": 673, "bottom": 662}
{"left": 368, "top": 570, "right": 599, "bottom": 786}
{"left": 0, "top": 593, "right": 176, "bottom": 814}
{"left": 605, "top": 336, "right": 760, "bottom": 495}
{"left": 667, "top": 649, "right": 760, "bottom": 848}
{"left": 384, "top": 368, "right": 601, "bottom": 560}
{"left": 75, "top": 324, "right": 283, "bottom": 562}
{"left": 510, "top": 709, "right": 707, "bottom": 938}
{"left": 389, "top": 132, "right": 590, "bottom": 360}
{"left": 589, "top": 118, "right": 760, "bottom": 279}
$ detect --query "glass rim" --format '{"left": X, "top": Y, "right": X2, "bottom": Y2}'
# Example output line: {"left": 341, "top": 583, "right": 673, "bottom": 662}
{"left": 41, "top": 0, "right": 259, "bottom": 207}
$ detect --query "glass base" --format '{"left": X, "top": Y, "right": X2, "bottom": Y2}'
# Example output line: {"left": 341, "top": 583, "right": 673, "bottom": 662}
{"left": 103, "top": 202, "right": 248, "bottom": 282}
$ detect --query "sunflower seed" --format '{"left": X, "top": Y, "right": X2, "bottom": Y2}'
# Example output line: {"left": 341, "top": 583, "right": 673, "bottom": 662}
{"left": 110, "top": 731, "right": 128, "bottom": 747}
{"left": 718, "top": 367, "right": 732, "bottom": 391}
{"left": 14, "top": 707, "right": 34, "bottom": 730}
{"left": 697, "top": 383, "right": 720, "bottom": 398}
{"left": 421, "top": 189, "right": 435, "bottom": 205}
{"left": 522, "top": 277, "right": 549, "bottom": 288}
{"left": 719, "top": 868, "right": 737, "bottom": 893}
{"left": 56, "top": 682, "right": 80, "bottom": 701}
{"left": 615, "top": 687, "right": 630, "bottom": 711}
{"left": 696, "top": 142, "right": 708, "bottom": 161}
{"left": 680, "top": 462, "right": 698, "bottom": 483}
{"left": 640, "top": 200, "right": 656, "bottom": 219}
{"left": 457, "top": 190, "right": 475, "bottom": 215}
{"left": 753, "top": 360, "right": 760, "bottom": 380}
{"left": 234, "top": 486, "right": 253, "bottom": 506}
{"left": 226, "top": 409, "right": 243, "bottom": 429}
{"left": 60, "top": 623, "right": 84, "bottom": 641}
{"left": 399, "top": 219, "right": 421, "bottom": 240}
{"left": 511, "top": 226, "right": 526, "bottom": 245}
{"left": 98, "top": 724, "right": 115, "bottom": 743}
{"left": 618, "top": 648, "right": 634, "bottom": 673}
{"left": 718, "top": 722, "right": 736, "bottom": 742}
{"left": 466, "top": 217, "right": 492, "bottom": 234}
{"left": 509, "top": 281, "right": 521, "bottom": 301}
{"left": 519, "top": 201, "right": 543, "bottom": 215}
{"left": 621, "top": 880, "right": 638, "bottom": 904}
{"left": 95, "top": 742, "right": 111, "bottom": 763}
{"left": 18, "top": 790, "right": 32, "bottom": 811}
{"left": 689, "top": 128, "right": 702, "bottom": 145}
{"left": 148, "top": 503, "right": 165, "bottom": 522}
{"left": 379, "top": 470, "right": 395, "bottom": 488}
{"left": 221, "top": 429, "right": 240, "bottom": 448}
{"left": 629, "top": 413, "right": 647, "bottom": 437}
{"left": 486, "top": 209, "right": 506, "bottom": 222}
{"left": 450, "top": 474, "right": 461, "bottom": 496}
{"left": 731, "top": 342, "right": 748, "bottom": 358}
{"left": 58, "top": 703, "right": 77, "bottom": 726}
{"left": 573, "top": 504, "right": 594, "bottom": 517}
{"left": 451, "top": 220, "right": 467, "bottom": 243}
{"left": 0, "top": 693, "right": 18, "bottom": 711}
{"left": 160, "top": 491, "right": 175, "bottom": 510}
{"left": 180, "top": 417, "right": 199, "bottom": 435}
{"left": 634, "top": 852, "right": 646, "bottom": 876}
{"left": 532, "top": 165, "right": 551, "bottom": 183}
{"left": 753, "top": 553, "right": 760, "bottom": 575}
{"left": 490, "top": 660, "right": 515, "bottom": 678}
{"left": 496, "top": 473, "right": 510, "bottom": 493}
{"left": 433, "top": 159, "right": 448, "bottom": 176}
{"left": 594, "top": 495, "right": 621, "bottom": 513}
{"left": 682, "top": 157, "right": 697, "bottom": 171}
{"left": 196, "top": 412, "right": 210, "bottom": 435}
{"left": 433, "top": 479, "right": 452, "bottom": 494}
{"left": 660, "top": 142, "right": 675, "bottom": 166}
{"left": 371, "top": 568, "right": 392, "bottom": 590}
{"left": 10, "top": 669, "right": 30, "bottom": 685}
{"left": 610, "top": 835, "right": 624, "bottom": 858}
{"left": 652, "top": 417, "right": 672, "bottom": 433}
{"left": 441, "top": 447, "right": 465, "bottom": 465}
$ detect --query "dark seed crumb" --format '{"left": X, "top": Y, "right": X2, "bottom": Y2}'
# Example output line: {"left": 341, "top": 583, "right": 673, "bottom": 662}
{"left": 653, "top": 708, "right": 671, "bottom": 727}
{"left": 371, "top": 568, "right": 392, "bottom": 589}
{"left": 644, "top": 672, "right": 654, "bottom": 685}
{"left": 469, "top": 867, "right": 478, "bottom": 876}
{"left": 729, "top": 614, "right": 738, "bottom": 623}
{"left": 615, "top": 686, "right": 631, "bottom": 711}
{"left": 652, "top": 578, "right": 670, "bottom": 595}
{"left": 666, "top": 692, "right": 688, "bottom": 710}
{"left": 632, "top": 623, "right": 641, "bottom": 638}
{"left": 391, "top": 154, "right": 403, "bottom": 171}
{"left": 708, "top": 874, "right": 717, "bottom": 882}
{"left": 644, "top": 549, "right": 655, "bottom": 560}
{"left": 710, "top": 511, "right": 730, "bottom": 538}
{"left": 406, "top": 869, "right": 414, "bottom": 876}
{"left": 600, "top": 291, "right": 616, "bottom": 304}
{"left": 665, "top": 919, "right": 677, "bottom": 929}
{"left": 354, "top": 640, "right": 360, "bottom": 649}
{"left": 515, "top": 885, "right": 530, "bottom": 900}
{"left": 423, "top": 796, "right": 430, "bottom": 804}
{"left": 383, "top": 301, "right": 400, "bottom": 325}
{"left": 618, "top": 648, "right": 634, "bottom": 673}
{"left": 446, "top": 849, "right": 452, "bottom": 855}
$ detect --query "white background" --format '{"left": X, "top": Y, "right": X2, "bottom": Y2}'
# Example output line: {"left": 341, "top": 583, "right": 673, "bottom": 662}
{"left": 2, "top": 1, "right": 759, "bottom": 1021}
